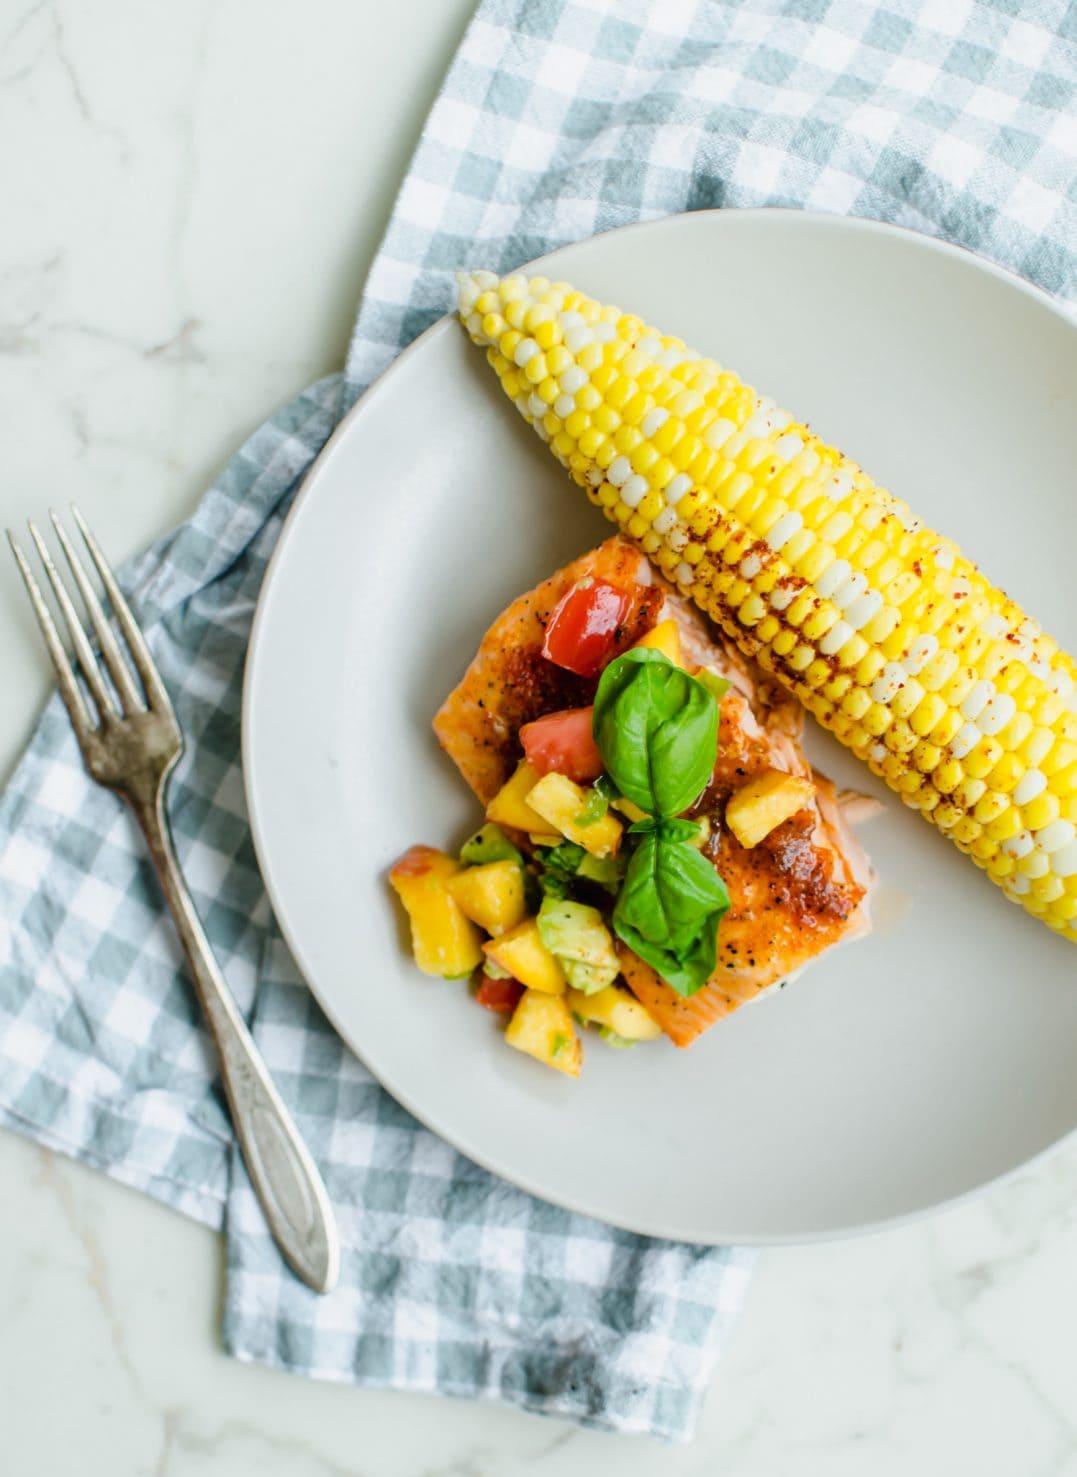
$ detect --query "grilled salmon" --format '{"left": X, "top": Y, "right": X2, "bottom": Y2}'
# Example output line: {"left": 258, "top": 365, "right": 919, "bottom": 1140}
{"left": 435, "top": 537, "right": 872, "bottom": 1047}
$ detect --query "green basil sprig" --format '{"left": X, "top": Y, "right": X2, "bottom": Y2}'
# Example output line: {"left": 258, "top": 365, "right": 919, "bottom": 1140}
{"left": 591, "top": 649, "right": 728, "bottom": 997}
{"left": 593, "top": 648, "right": 719, "bottom": 817}
{"left": 613, "top": 819, "right": 730, "bottom": 996}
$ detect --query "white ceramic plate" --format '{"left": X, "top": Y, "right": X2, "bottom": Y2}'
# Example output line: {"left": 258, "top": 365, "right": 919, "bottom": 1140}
{"left": 243, "top": 211, "right": 1077, "bottom": 1243}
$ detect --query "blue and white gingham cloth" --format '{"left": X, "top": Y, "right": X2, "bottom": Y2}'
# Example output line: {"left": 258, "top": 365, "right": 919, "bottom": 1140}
{"left": 1, "top": 0, "right": 1074, "bottom": 1442}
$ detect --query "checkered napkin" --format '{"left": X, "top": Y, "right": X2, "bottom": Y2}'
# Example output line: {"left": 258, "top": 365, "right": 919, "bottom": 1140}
{"left": 2, "top": 0, "right": 1074, "bottom": 1443}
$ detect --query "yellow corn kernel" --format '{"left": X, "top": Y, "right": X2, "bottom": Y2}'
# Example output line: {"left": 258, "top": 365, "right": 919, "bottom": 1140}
{"left": 459, "top": 270, "right": 1077, "bottom": 941}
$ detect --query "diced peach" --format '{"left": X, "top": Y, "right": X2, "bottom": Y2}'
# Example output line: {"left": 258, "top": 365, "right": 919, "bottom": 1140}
{"left": 632, "top": 618, "right": 683, "bottom": 666}
{"left": 446, "top": 860, "right": 527, "bottom": 936}
{"left": 389, "top": 846, "right": 484, "bottom": 977}
{"left": 726, "top": 770, "right": 815, "bottom": 848}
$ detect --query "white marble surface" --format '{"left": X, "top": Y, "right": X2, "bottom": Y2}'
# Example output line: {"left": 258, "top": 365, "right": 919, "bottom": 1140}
{"left": 1, "top": 3, "right": 1075, "bottom": 1472}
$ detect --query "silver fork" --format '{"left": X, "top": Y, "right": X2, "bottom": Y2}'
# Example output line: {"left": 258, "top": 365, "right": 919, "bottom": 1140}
{"left": 8, "top": 508, "right": 339, "bottom": 1294}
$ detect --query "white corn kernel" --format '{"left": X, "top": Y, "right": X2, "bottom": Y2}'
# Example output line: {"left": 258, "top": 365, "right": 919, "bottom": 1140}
{"left": 845, "top": 590, "right": 884, "bottom": 629}
{"left": 949, "top": 723, "right": 982, "bottom": 760}
{"left": 977, "top": 692, "right": 1017, "bottom": 735}
{"left": 822, "top": 469, "right": 855, "bottom": 501}
{"left": 816, "top": 559, "right": 852, "bottom": 600}
{"left": 766, "top": 511, "right": 803, "bottom": 552}
{"left": 961, "top": 680, "right": 995, "bottom": 721}
{"left": 1036, "top": 820, "right": 1075, "bottom": 853}
{"left": 704, "top": 418, "right": 736, "bottom": 450}
{"left": 833, "top": 572, "right": 869, "bottom": 611}
{"left": 819, "top": 620, "right": 853, "bottom": 656}
{"left": 621, "top": 475, "right": 648, "bottom": 508}
{"left": 608, "top": 456, "right": 631, "bottom": 487}
{"left": 871, "top": 664, "right": 907, "bottom": 704}
{"left": 664, "top": 473, "right": 693, "bottom": 506}
{"left": 1002, "top": 831, "right": 1034, "bottom": 859}
{"left": 1014, "top": 769, "right": 1047, "bottom": 805}
{"left": 904, "top": 634, "right": 939, "bottom": 675}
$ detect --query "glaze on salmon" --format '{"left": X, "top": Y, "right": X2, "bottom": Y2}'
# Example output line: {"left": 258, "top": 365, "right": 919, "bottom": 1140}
{"left": 434, "top": 537, "right": 872, "bottom": 1047}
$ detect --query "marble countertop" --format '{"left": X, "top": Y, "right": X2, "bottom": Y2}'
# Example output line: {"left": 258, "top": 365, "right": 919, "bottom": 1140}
{"left": 2, "top": 3, "right": 1076, "bottom": 1472}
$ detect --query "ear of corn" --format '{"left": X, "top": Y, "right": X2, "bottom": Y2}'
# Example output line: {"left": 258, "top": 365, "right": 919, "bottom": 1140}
{"left": 457, "top": 270, "right": 1077, "bottom": 942}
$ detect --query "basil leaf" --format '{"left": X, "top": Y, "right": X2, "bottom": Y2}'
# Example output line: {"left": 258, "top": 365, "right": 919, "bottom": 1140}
{"left": 535, "top": 841, "right": 586, "bottom": 898}
{"left": 592, "top": 649, "right": 719, "bottom": 817}
{"left": 612, "top": 825, "right": 730, "bottom": 997}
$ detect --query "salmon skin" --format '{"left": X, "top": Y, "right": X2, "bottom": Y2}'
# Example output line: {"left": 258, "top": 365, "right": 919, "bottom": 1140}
{"left": 434, "top": 537, "right": 872, "bottom": 1047}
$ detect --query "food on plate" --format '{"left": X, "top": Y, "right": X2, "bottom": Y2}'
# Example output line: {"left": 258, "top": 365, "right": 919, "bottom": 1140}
{"left": 504, "top": 990, "right": 582, "bottom": 1077}
{"left": 725, "top": 769, "right": 818, "bottom": 850}
{"left": 388, "top": 846, "right": 484, "bottom": 978}
{"left": 457, "top": 270, "right": 1077, "bottom": 943}
{"left": 390, "top": 536, "right": 873, "bottom": 1073}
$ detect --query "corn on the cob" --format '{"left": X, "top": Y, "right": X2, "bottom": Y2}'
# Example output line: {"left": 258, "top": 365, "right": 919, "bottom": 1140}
{"left": 457, "top": 269, "right": 1077, "bottom": 942}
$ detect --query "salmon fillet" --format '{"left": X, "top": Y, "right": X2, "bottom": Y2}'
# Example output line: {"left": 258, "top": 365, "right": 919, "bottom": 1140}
{"left": 434, "top": 536, "right": 872, "bottom": 1047}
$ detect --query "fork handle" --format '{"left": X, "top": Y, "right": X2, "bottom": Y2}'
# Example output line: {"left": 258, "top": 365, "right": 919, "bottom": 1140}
{"left": 134, "top": 790, "right": 340, "bottom": 1294}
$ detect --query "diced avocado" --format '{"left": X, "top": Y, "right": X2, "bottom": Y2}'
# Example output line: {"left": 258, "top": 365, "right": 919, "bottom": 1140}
{"left": 482, "top": 956, "right": 512, "bottom": 981}
{"left": 460, "top": 823, "right": 523, "bottom": 867}
{"left": 537, "top": 897, "right": 619, "bottom": 995}
{"left": 562, "top": 958, "right": 612, "bottom": 993}
{"left": 696, "top": 667, "right": 731, "bottom": 703}
{"left": 576, "top": 852, "right": 626, "bottom": 892}
{"left": 597, "top": 1027, "right": 638, "bottom": 1049}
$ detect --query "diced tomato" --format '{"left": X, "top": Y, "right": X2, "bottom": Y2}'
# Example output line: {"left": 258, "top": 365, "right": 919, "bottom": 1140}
{"left": 541, "top": 578, "right": 632, "bottom": 678}
{"left": 520, "top": 707, "right": 603, "bottom": 784}
{"left": 475, "top": 973, "right": 525, "bottom": 1014}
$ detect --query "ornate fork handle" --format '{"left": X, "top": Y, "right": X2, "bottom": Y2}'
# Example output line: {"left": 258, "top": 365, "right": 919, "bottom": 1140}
{"left": 10, "top": 510, "right": 340, "bottom": 1294}
{"left": 135, "top": 787, "right": 340, "bottom": 1294}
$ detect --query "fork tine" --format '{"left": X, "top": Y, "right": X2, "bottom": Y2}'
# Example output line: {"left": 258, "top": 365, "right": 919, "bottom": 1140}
{"left": 27, "top": 520, "right": 116, "bottom": 722}
{"left": 49, "top": 511, "right": 145, "bottom": 715}
{"left": 8, "top": 531, "right": 93, "bottom": 736}
{"left": 67, "top": 506, "right": 173, "bottom": 716}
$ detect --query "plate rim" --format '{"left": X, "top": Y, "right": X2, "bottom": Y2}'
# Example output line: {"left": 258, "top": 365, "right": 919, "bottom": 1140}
{"left": 242, "top": 208, "right": 1077, "bottom": 1245}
